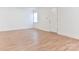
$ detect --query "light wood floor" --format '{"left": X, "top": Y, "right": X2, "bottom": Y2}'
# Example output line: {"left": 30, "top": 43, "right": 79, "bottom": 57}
{"left": 0, "top": 28, "right": 79, "bottom": 51}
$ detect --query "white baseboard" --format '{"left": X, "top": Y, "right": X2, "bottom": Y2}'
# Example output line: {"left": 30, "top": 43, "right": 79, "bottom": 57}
{"left": 58, "top": 32, "right": 79, "bottom": 40}
{"left": 0, "top": 26, "right": 33, "bottom": 32}
{"left": 35, "top": 27, "right": 50, "bottom": 32}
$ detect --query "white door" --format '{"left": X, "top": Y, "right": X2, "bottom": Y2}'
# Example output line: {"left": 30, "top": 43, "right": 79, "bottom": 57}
{"left": 35, "top": 7, "right": 58, "bottom": 33}
{"left": 49, "top": 8, "right": 58, "bottom": 33}
{"left": 35, "top": 8, "right": 50, "bottom": 31}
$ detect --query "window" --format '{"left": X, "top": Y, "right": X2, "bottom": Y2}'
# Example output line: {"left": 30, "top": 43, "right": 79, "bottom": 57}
{"left": 33, "top": 12, "right": 38, "bottom": 23}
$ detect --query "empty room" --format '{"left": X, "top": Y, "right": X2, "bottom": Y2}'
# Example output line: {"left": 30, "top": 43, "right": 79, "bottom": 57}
{"left": 0, "top": 7, "right": 79, "bottom": 51}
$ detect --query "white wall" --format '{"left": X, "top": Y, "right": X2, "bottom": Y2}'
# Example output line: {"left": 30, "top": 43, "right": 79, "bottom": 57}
{"left": 0, "top": 7, "right": 33, "bottom": 31}
{"left": 2, "top": 7, "right": 79, "bottom": 39}
{"left": 35, "top": 7, "right": 57, "bottom": 32}
{"left": 35, "top": 7, "right": 79, "bottom": 39}
{"left": 58, "top": 7, "right": 79, "bottom": 39}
